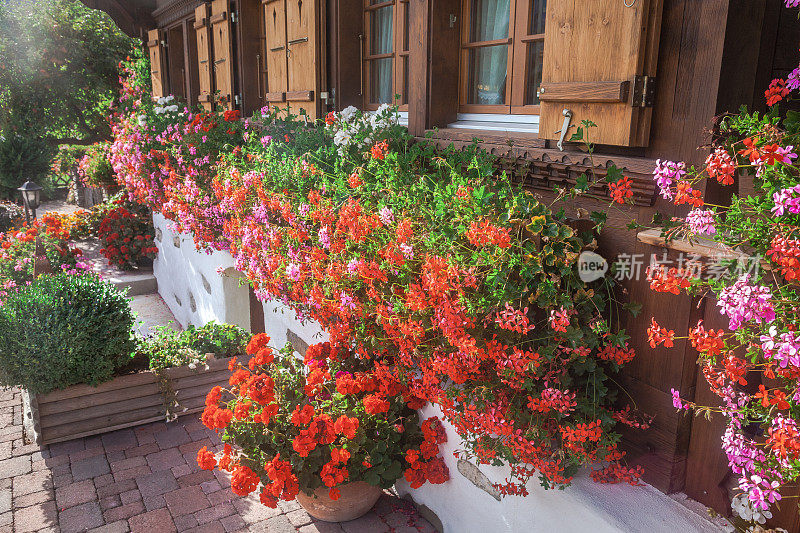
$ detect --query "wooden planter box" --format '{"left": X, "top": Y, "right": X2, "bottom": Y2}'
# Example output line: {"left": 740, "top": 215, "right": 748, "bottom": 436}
{"left": 22, "top": 354, "right": 236, "bottom": 445}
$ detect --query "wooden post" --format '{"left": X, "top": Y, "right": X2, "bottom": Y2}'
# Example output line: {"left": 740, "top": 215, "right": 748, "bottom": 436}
{"left": 407, "top": 0, "right": 460, "bottom": 136}
{"left": 330, "top": 0, "right": 362, "bottom": 110}
{"left": 248, "top": 285, "right": 265, "bottom": 334}
{"left": 407, "top": 0, "right": 429, "bottom": 136}
{"left": 32, "top": 238, "right": 53, "bottom": 278}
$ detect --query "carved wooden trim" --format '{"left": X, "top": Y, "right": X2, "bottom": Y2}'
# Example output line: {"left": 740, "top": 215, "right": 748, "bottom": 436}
{"left": 419, "top": 131, "right": 659, "bottom": 206}
{"left": 152, "top": 0, "right": 204, "bottom": 26}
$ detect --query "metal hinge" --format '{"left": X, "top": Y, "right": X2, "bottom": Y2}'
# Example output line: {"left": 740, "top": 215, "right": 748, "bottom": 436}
{"left": 631, "top": 75, "right": 656, "bottom": 107}
{"left": 320, "top": 88, "right": 335, "bottom": 105}
{"left": 234, "top": 94, "right": 242, "bottom": 106}
{"left": 231, "top": 11, "right": 237, "bottom": 23}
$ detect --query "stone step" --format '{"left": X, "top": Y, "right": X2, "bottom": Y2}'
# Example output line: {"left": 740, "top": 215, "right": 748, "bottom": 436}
{"left": 129, "top": 293, "right": 181, "bottom": 337}
{"left": 104, "top": 270, "right": 158, "bottom": 297}
{"left": 72, "top": 238, "right": 159, "bottom": 297}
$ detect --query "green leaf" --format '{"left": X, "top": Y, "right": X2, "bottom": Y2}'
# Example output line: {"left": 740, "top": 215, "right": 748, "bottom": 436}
{"left": 575, "top": 173, "right": 589, "bottom": 192}
{"left": 605, "top": 164, "right": 623, "bottom": 183}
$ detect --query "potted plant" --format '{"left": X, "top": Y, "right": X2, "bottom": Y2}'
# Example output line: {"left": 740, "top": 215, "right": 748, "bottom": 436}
{"left": 97, "top": 196, "right": 158, "bottom": 270}
{"left": 77, "top": 142, "right": 119, "bottom": 199}
{"left": 0, "top": 269, "right": 251, "bottom": 444}
{"left": 198, "top": 334, "right": 449, "bottom": 522}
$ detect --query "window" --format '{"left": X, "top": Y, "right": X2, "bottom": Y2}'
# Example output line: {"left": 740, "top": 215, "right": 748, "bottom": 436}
{"left": 166, "top": 25, "right": 186, "bottom": 100}
{"left": 459, "top": 0, "right": 545, "bottom": 114}
{"left": 363, "top": 0, "right": 409, "bottom": 110}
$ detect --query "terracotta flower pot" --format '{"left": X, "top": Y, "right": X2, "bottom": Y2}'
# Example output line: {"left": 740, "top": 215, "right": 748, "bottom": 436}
{"left": 295, "top": 482, "right": 382, "bottom": 522}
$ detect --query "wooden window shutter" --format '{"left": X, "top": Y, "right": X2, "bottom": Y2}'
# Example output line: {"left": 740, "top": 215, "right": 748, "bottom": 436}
{"left": 538, "top": 0, "right": 663, "bottom": 147}
{"left": 285, "top": 0, "right": 325, "bottom": 120}
{"left": 262, "top": 0, "right": 288, "bottom": 105}
{"left": 210, "top": 0, "right": 234, "bottom": 111}
{"left": 195, "top": 4, "right": 215, "bottom": 111}
{"left": 146, "top": 29, "right": 166, "bottom": 99}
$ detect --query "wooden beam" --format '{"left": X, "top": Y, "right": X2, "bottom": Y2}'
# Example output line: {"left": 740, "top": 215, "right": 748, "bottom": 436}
{"left": 538, "top": 81, "right": 631, "bottom": 104}
{"left": 286, "top": 90, "right": 314, "bottom": 102}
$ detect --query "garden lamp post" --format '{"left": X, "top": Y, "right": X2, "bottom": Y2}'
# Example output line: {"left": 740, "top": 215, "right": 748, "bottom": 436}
{"left": 17, "top": 180, "right": 43, "bottom": 225}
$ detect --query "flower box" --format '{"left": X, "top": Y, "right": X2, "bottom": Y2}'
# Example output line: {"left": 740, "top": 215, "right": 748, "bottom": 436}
{"left": 22, "top": 354, "right": 234, "bottom": 445}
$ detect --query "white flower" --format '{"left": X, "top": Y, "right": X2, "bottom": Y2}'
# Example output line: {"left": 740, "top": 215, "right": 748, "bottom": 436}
{"left": 333, "top": 129, "right": 352, "bottom": 147}
{"left": 340, "top": 105, "right": 358, "bottom": 122}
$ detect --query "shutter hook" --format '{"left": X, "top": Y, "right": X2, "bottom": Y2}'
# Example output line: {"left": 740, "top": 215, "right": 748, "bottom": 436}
{"left": 623, "top": 0, "right": 637, "bottom": 6}
{"left": 554, "top": 108, "right": 573, "bottom": 152}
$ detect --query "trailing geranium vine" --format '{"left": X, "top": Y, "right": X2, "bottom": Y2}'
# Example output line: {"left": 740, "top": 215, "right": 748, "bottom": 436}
{"left": 111, "top": 53, "right": 644, "bottom": 498}
{"left": 643, "top": 5, "right": 800, "bottom": 525}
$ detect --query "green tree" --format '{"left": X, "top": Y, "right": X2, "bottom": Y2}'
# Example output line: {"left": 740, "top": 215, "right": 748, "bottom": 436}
{"left": 0, "top": 0, "right": 138, "bottom": 196}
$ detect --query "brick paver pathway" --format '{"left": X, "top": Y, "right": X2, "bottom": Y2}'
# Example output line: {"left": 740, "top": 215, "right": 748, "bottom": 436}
{"left": 0, "top": 388, "right": 436, "bottom": 533}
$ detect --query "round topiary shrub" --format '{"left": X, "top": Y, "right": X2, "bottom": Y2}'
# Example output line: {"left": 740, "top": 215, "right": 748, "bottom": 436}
{"left": 0, "top": 272, "right": 136, "bottom": 393}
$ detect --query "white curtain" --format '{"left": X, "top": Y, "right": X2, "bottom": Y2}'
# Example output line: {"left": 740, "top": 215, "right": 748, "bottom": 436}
{"left": 371, "top": 6, "right": 394, "bottom": 103}
{"left": 470, "top": 0, "right": 510, "bottom": 105}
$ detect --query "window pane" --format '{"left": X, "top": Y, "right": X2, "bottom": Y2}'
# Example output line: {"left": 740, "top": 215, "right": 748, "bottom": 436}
{"left": 467, "top": 45, "right": 508, "bottom": 105}
{"left": 402, "top": 3, "right": 409, "bottom": 51}
{"left": 528, "top": 0, "right": 546, "bottom": 35}
{"left": 469, "top": 0, "right": 510, "bottom": 42}
{"left": 524, "top": 40, "right": 544, "bottom": 105}
{"left": 370, "top": 6, "right": 393, "bottom": 55}
{"left": 370, "top": 57, "right": 393, "bottom": 103}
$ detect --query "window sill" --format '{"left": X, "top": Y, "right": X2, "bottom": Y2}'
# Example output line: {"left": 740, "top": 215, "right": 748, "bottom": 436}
{"left": 447, "top": 113, "right": 539, "bottom": 134}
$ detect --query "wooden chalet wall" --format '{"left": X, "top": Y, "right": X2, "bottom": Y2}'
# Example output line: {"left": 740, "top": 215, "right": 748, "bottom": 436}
{"left": 388, "top": 1, "right": 798, "bottom": 526}
{"left": 86, "top": 0, "right": 798, "bottom": 526}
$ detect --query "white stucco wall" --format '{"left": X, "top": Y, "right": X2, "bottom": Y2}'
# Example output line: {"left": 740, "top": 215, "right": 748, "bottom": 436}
{"left": 152, "top": 213, "right": 326, "bottom": 350}
{"left": 152, "top": 213, "right": 727, "bottom": 533}
{"left": 395, "top": 405, "right": 727, "bottom": 533}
